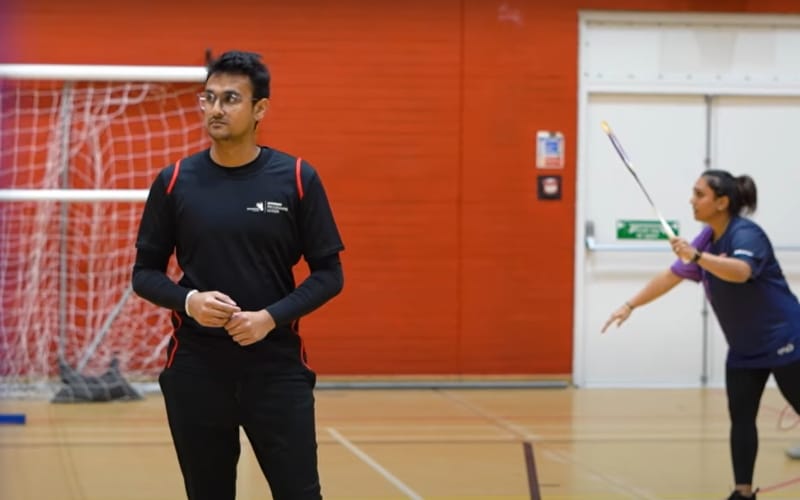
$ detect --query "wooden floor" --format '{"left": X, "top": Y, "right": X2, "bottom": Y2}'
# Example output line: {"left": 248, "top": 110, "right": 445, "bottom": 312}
{"left": 1, "top": 386, "right": 799, "bottom": 500}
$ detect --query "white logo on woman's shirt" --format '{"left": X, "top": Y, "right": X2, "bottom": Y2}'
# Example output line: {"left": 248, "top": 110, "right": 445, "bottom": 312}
{"left": 778, "top": 342, "right": 795, "bottom": 356}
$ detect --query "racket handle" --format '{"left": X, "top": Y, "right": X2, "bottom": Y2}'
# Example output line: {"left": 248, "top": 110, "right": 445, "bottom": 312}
{"left": 661, "top": 221, "right": 676, "bottom": 239}
{"left": 659, "top": 219, "right": 690, "bottom": 263}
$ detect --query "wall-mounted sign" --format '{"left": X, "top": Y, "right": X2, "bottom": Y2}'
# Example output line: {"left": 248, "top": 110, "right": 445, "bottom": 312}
{"left": 536, "top": 131, "right": 564, "bottom": 169}
{"left": 616, "top": 219, "right": 680, "bottom": 240}
{"left": 537, "top": 175, "right": 562, "bottom": 200}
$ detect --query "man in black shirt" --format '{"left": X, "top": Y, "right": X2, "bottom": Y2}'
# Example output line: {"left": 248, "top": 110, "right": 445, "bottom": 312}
{"left": 132, "top": 50, "right": 344, "bottom": 500}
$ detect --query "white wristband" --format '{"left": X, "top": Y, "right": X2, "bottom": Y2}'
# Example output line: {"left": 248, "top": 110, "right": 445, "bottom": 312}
{"left": 184, "top": 289, "right": 198, "bottom": 318}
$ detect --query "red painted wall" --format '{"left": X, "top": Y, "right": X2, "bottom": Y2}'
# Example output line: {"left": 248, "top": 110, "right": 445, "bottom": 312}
{"left": 5, "top": 0, "right": 799, "bottom": 377}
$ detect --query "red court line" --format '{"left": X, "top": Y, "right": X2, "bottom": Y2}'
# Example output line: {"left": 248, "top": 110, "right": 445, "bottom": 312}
{"left": 759, "top": 474, "right": 800, "bottom": 493}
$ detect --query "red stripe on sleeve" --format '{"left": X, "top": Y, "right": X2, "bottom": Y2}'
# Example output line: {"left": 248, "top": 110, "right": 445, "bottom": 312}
{"left": 295, "top": 157, "right": 304, "bottom": 200}
{"left": 166, "top": 159, "right": 182, "bottom": 194}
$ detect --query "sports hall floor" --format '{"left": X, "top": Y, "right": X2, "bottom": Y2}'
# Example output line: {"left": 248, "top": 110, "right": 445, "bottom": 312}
{"left": 1, "top": 385, "right": 799, "bottom": 499}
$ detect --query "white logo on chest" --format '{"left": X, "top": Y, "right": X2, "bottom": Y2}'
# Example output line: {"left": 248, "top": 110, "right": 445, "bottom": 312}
{"left": 246, "top": 201, "right": 288, "bottom": 214}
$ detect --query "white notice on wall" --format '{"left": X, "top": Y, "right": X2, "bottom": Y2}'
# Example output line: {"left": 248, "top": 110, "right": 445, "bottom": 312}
{"left": 536, "top": 131, "right": 564, "bottom": 169}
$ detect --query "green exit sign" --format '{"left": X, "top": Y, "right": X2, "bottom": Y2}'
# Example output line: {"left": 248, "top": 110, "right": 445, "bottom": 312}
{"left": 616, "top": 219, "right": 679, "bottom": 240}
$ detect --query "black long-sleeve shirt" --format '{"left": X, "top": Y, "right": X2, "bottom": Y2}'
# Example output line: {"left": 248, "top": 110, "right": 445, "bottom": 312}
{"left": 132, "top": 147, "right": 344, "bottom": 368}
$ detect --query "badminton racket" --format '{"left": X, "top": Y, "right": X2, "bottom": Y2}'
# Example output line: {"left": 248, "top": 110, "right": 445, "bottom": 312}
{"left": 601, "top": 121, "right": 677, "bottom": 240}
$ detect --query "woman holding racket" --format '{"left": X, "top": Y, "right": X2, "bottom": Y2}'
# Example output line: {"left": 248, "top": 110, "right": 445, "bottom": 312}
{"left": 602, "top": 169, "right": 800, "bottom": 500}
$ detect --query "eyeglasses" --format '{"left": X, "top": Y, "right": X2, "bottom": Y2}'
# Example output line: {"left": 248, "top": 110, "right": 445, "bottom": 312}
{"left": 198, "top": 91, "right": 260, "bottom": 111}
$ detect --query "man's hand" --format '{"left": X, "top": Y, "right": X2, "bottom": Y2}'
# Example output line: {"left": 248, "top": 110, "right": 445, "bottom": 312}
{"left": 225, "top": 310, "right": 276, "bottom": 346}
{"left": 187, "top": 291, "right": 240, "bottom": 327}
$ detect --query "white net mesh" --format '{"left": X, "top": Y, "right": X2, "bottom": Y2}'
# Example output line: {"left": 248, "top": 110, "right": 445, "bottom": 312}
{"left": 0, "top": 76, "right": 208, "bottom": 397}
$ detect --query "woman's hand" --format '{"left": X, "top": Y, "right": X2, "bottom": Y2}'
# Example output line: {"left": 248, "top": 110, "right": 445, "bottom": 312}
{"left": 669, "top": 236, "right": 699, "bottom": 263}
{"left": 601, "top": 303, "right": 634, "bottom": 333}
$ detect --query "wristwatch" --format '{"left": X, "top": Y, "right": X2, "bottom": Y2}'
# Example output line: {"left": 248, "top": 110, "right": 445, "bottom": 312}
{"left": 691, "top": 250, "right": 703, "bottom": 263}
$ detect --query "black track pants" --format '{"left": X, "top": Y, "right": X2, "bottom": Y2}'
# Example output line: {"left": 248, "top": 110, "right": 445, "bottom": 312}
{"left": 159, "top": 358, "right": 321, "bottom": 500}
{"left": 726, "top": 358, "right": 800, "bottom": 485}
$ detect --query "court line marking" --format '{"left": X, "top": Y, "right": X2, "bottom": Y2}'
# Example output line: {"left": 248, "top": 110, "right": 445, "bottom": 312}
{"left": 760, "top": 474, "right": 800, "bottom": 493}
{"left": 435, "top": 391, "right": 660, "bottom": 500}
{"left": 543, "top": 449, "right": 661, "bottom": 500}
{"left": 436, "top": 390, "right": 541, "bottom": 440}
{"left": 326, "top": 427, "right": 424, "bottom": 500}
{"left": 523, "top": 441, "right": 541, "bottom": 500}
{"left": 436, "top": 391, "right": 542, "bottom": 500}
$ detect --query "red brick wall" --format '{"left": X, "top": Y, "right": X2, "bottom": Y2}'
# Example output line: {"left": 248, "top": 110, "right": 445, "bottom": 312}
{"left": 6, "top": 0, "right": 799, "bottom": 376}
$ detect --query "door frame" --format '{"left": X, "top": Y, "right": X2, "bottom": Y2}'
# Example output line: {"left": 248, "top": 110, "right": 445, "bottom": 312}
{"left": 574, "top": 11, "right": 800, "bottom": 387}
